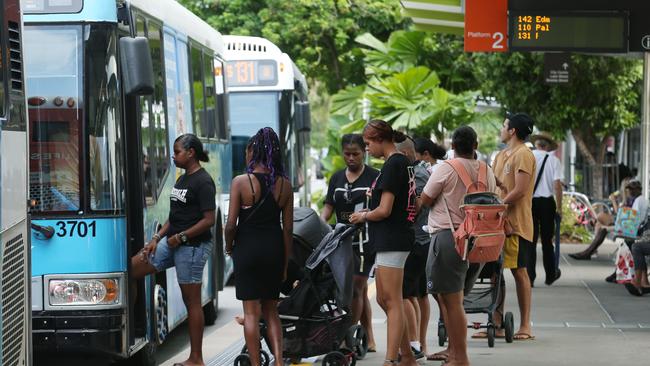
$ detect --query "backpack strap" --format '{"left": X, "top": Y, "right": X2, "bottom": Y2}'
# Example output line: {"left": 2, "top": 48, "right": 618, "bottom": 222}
{"left": 445, "top": 159, "right": 487, "bottom": 193}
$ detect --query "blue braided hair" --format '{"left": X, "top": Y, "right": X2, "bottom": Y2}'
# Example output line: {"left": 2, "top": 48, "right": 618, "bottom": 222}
{"left": 246, "top": 127, "right": 287, "bottom": 190}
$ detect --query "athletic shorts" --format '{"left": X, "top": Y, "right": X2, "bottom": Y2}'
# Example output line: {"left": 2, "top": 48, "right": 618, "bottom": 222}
{"left": 503, "top": 235, "right": 534, "bottom": 270}
{"left": 353, "top": 245, "right": 376, "bottom": 277}
{"left": 426, "top": 230, "right": 468, "bottom": 295}
{"left": 402, "top": 243, "right": 430, "bottom": 298}
{"left": 148, "top": 237, "right": 212, "bottom": 284}
{"left": 375, "top": 251, "right": 409, "bottom": 269}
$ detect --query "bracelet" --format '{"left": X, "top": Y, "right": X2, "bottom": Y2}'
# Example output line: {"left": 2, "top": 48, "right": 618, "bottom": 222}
{"left": 363, "top": 211, "right": 368, "bottom": 222}
{"left": 152, "top": 233, "right": 161, "bottom": 241}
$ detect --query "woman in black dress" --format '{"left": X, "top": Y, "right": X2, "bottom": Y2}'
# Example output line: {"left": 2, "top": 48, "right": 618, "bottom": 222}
{"left": 350, "top": 120, "right": 417, "bottom": 366}
{"left": 225, "top": 127, "right": 293, "bottom": 366}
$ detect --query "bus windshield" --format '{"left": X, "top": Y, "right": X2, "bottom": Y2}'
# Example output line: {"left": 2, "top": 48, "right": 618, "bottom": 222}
{"left": 228, "top": 91, "right": 279, "bottom": 175}
{"left": 26, "top": 24, "right": 124, "bottom": 214}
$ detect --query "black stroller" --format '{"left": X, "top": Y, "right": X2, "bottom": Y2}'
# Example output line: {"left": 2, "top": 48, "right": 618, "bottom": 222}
{"left": 235, "top": 220, "right": 367, "bottom": 366}
{"left": 437, "top": 257, "right": 515, "bottom": 348}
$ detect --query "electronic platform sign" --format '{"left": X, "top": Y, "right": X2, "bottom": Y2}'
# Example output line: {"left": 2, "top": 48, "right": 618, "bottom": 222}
{"left": 509, "top": 11, "right": 628, "bottom": 53}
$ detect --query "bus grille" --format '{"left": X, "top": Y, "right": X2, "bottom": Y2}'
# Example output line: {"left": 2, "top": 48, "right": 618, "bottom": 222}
{"left": 7, "top": 21, "right": 23, "bottom": 92}
{"left": 1, "top": 233, "right": 26, "bottom": 366}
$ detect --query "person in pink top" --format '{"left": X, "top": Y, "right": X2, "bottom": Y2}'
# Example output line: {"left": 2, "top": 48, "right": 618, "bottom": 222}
{"left": 421, "top": 126, "right": 496, "bottom": 366}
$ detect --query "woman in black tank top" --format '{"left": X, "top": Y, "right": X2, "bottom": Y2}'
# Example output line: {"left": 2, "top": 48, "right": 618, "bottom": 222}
{"left": 225, "top": 128, "right": 293, "bottom": 366}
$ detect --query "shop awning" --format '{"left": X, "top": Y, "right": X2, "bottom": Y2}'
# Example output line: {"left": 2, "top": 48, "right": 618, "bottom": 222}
{"left": 400, "top": 0, "right": 465, "bottom": 35}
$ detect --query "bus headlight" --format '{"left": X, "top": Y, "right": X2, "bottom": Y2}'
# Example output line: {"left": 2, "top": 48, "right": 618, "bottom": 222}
{"left": 49, "top": 278, "right": 120, "bottom": 306}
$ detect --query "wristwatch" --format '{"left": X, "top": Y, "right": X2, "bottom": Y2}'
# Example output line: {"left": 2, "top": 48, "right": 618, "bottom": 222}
{"left": 179, "top": 232, "right": 189, "bottom": 244}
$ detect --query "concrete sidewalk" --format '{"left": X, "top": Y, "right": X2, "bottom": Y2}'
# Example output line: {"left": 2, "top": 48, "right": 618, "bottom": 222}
{"left": 171, "top": 240, "right": 650, "bottom": 365}
{"left": 354, "top": 241, "right": 650, "bottom": 366}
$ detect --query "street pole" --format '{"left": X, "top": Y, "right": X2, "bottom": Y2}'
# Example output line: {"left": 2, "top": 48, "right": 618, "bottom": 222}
{"left": 642, "top": 52, "right": 650, "bottom": 200}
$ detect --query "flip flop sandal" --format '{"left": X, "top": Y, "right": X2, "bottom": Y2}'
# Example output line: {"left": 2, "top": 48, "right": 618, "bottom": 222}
{"left": 426, "top": 352, "right": 448, "bottom": 361}
{"left": 472, "top": 331, "right": 505, "bottom": 339}
{"left": 513, "top": 333, "right": 535, "bottom": 341}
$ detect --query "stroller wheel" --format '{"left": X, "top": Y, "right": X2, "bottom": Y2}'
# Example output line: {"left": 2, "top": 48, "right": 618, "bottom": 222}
{"left": 338, "top": 347, "right": 357, "bottom": 366}
{"left": 438, "top": 323, "right": 447, "bottom": 347}
{"left": 234, "top": 354, "right": 251, "bottom": 366}
{"left": 322, "top": 351, "right": 347, "bottom": 366}
{"left": 260, "top": 350, "right": 270, "bottom": 366}
{"left": 239, "top": 345, "right": 270, "bottom": 366}
{"left": 487, "top": 325, "right": 496, "bottom": 348}
{"left": 504, "top": 312, "right": 515, "bottom": 343}
{"left": 345, "top": 324, "right": 368, "bottom": 360}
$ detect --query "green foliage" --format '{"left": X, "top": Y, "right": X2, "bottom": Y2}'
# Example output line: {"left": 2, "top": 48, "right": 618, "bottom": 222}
{"left": 559, "top": 199, "right": 593, "bottom": 244}
{"left": 330, "top": 31, "right": 480, "bottom": 140}
{"left": 473, "top": 52, "right": 643, "bottom": 157}
{"left": 179, "top": 0, "right": 408, "bottom": 94}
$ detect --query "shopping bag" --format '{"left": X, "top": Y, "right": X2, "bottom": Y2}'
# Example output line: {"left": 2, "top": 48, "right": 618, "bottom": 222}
{"left": 613, "top": 207, "right": 643, "bottom": 240}
{"left": 615, "top": 243, "right": 635, "bottom": 284}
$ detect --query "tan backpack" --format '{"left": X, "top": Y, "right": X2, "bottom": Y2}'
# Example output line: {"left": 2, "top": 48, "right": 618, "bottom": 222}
{"left": 442, "top": 159, "right": 507, "bottom": 263}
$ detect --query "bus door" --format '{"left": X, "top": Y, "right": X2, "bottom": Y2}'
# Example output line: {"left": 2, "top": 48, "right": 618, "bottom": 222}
{"left": 1, "top": 0, "right": 31, "bottom": 364}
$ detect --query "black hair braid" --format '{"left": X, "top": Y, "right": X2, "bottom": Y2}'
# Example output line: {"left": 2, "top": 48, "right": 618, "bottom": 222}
{"left": 246, "top": 127, "right": 287, "bottom": 190}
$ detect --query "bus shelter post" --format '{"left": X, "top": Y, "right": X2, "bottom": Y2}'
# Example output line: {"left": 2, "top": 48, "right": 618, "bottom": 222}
{"left": 641, "top": 52, "right": 650, "bottom": 201}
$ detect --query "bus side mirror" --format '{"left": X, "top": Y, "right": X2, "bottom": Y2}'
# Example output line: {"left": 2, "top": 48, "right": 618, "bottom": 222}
{"left": 119, "top": 37, "right": 154, "bottom": 96}
{"left": 295, "top": 101, "right": 311, "bottom": 132}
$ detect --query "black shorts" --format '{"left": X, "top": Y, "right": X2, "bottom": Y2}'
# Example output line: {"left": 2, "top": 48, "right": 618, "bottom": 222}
{"left": 353, "top": 245, "right": 376, "bottom": 277}
{"left": 402, "top": 242, "right": 430, "bottom": 298}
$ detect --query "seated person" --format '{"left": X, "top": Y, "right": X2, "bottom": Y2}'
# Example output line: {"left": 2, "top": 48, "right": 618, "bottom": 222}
{"left": 625, "top": 234, "right": 650, "bottom": 296}
{"left": 570, "top": 179, "right": 647, "bottom": 260}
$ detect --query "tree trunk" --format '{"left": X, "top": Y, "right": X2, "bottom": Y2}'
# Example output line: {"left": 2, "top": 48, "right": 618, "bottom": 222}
{"left": 324, "top": 35, "right": 343, "bottom": 90}
{"left": 571, "top": 129, "right": 608, "bottom": 199}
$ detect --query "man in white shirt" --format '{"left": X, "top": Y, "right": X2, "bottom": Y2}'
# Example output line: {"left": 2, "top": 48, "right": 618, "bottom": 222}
{"left": 528, "top": 132, "right": 563, "bottom": 286}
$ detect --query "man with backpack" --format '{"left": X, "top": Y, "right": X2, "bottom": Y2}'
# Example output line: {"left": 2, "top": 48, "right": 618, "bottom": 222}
{"left": 421, "top": 126, "right": 497, "bottom": 366}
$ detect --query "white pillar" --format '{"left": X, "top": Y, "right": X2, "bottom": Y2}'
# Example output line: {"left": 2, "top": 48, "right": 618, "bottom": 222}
{"left": 641, "top": 53, "right": 650, "bottom": 200}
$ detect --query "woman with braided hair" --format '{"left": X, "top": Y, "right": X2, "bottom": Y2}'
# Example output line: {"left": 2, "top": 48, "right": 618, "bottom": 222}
{"left": 225, "top": 127, "right": 293, "bottom": 366}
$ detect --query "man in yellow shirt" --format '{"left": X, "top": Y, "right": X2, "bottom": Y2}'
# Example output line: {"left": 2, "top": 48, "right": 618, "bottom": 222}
{"left": 491, "top": 113, "right": 536, "bottom": 341}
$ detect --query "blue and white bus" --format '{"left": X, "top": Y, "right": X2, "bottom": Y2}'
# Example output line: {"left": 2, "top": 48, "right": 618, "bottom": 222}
{"left": 223, "top": 35, "right": 311, "bottom": 206}
{"left": 25, "top": 0, "right": 229, "bottom": 363}
{"left": 0, "top": 1, "right": 31, "bottom": 365}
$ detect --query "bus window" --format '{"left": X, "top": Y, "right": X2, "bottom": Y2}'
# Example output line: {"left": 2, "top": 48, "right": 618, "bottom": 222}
{"left": 190, "top": 45, "right": 206, "bottom": 138}
{"left": 25, "top": 25, "right": 83, "bottom": 213}
{"left": 148, "top": 22, "right": 169, "bottom": 193}
{"left": 203, "top": 51, "right": 217, "bottom": 138}
{"left": 214, "top": 59, "right": 228, "bottom": 141}
{"left": 85, "top": 24, "right": 124, "bottom": 212}
{"left": 135, "top": 16, "right": 155, "bottom": 204}
{"left": 228, "top": 91, "right": 279, "bottom": 176}
{"left": 176, "top": 40, "right": 193, "bottom": 135}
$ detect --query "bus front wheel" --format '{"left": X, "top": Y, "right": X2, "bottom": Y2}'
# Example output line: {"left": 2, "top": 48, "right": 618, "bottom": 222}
{"left": 129, "top": 341, "right": 157, "bottom": 366}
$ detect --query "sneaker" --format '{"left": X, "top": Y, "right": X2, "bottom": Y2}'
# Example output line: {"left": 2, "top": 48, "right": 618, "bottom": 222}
{"left": 545, "top": 269, "right": 561, "bottom": 286}
{"left": 605, "top": 272, "right": 616, "bottom": 283}
{"left": 411, "top": 346, "right": 425, "bottom": 360}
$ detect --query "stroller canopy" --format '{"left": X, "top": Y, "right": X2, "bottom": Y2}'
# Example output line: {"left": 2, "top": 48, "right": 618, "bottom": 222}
{"left": 305, "top": 224, "right": 356, "bottom": 310}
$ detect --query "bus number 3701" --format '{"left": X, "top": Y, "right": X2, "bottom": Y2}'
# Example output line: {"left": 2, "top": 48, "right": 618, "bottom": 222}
{"left": 55, "top": 221, "right": 97, "bottom": 238}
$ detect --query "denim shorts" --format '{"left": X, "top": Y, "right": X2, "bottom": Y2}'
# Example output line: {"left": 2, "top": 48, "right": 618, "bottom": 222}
{"left": 149, "top": 237, "right": 212, "bottom": 284}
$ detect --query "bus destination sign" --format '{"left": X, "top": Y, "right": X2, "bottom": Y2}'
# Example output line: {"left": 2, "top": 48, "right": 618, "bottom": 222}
{"left": 225, "top": 60, "right": 278, "bottom": 87}
{"left": 509, "top": 11, "right": 628, "bottom": 52}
